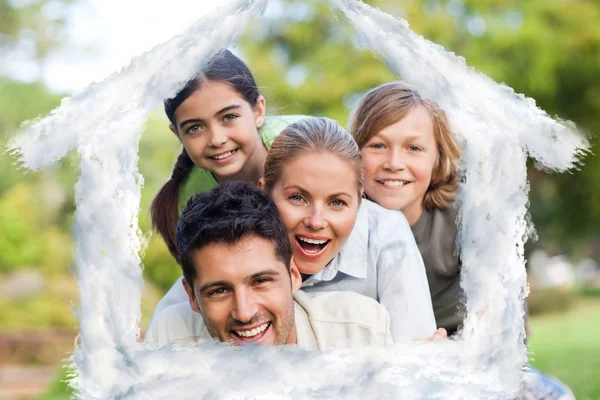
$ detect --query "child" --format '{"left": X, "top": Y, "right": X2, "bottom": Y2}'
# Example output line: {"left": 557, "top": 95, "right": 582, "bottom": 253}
{"left": 349, "top": 81, "right": 574, "bottom": 399}
{"left": 151, "top": 49, "right": 304, "bottom": 259}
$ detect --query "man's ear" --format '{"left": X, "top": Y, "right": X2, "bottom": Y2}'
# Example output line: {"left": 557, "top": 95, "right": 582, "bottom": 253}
{"left": 182, "top": 277, "right": 202, "bottom": 314}
{"left": 257, "top": 177, "right": 265, "bottom": 191}
{"left": 289, "top": 257, "right": 302, "bottom": 294}
{"left": 254, "top": 95, "right": 266, "bottom": 128}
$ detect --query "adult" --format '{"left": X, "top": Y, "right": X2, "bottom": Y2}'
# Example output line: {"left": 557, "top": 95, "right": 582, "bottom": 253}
{"left": 145, "top": 182, "right": 393, "bottom": 349}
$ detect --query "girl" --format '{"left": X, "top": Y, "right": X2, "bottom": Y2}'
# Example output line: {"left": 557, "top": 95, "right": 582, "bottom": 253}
{"left": 151, "top": 48, "right": 304, "bottom": 259}
{"left": 153, "top": 117, "right": 438, "bottom": 341}
{"left": 349, "top": 81, "right": 574, "bottom": 398}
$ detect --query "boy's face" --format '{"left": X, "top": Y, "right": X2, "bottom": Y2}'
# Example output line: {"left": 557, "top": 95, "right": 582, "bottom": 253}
{"left": 360, "top": 105, "right": 438, "bottom": 225}
{"left": 183, "top": 236, "right": 301, "bottom": 346}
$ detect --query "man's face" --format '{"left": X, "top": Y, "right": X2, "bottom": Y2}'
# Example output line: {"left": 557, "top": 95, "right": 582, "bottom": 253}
{"left": 183, "top": 236, "right": 301, "bottom": 346}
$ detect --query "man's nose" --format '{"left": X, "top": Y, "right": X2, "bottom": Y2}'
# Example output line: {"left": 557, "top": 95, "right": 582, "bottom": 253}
{"left": 231, "top": 290, "right": 259, "bottom": 323}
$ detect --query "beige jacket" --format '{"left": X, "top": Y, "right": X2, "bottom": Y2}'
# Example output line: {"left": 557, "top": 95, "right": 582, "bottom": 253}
{"left": 145, "top": 290, "right": 393, "bottom": 350}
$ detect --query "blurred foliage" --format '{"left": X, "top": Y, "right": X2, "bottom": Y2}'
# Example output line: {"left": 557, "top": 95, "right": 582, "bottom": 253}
{"left": 527, "top": 287, "right": 575, "bottom": 316}
{"left": 0, "top": 0, "right": 76, "bottom": 82}
{"left": 241, "top": 0, "right": 600, "bottom": 258}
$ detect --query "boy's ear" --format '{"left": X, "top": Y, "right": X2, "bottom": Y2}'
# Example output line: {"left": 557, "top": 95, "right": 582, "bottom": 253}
{"left": 257, "top": 177, "right": 265, "bottom": 191}
{"left": 254, "top": 95, "right": 266, "bottom": 128}
{"left": 289, "top": 257, "right": 302, "bottom": 294}
{"left": 182, "top": 278, "right": 202, "bottom": 315}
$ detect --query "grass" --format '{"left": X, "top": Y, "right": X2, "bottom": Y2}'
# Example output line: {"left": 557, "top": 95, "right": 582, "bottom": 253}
{"left": 527, "top": 294, "right": 600, "bottom": 400}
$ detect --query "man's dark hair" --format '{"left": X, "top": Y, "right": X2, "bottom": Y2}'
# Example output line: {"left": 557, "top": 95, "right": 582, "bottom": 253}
{"left": 176, "top": 181, "right": 292, "bottom": 288}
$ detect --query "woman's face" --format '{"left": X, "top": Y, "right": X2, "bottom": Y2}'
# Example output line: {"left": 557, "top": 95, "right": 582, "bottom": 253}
{"left": 268, "top": 152, "right": 361, "bottom": 275}
{"left": 171, "top": 80, "right": 266, "bottom": 182}
{"left": 360, "top": 105, "right": 438, "bottom": 225}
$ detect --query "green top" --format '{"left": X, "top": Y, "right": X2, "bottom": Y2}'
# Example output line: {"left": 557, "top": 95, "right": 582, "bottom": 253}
{"left": 178, "top": 115, "right": 307, "bottom": 213}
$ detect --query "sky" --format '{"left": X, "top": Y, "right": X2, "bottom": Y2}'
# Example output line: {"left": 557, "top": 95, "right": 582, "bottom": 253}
{"left": 17, "top": 0, "right": 222, "bottom": 93}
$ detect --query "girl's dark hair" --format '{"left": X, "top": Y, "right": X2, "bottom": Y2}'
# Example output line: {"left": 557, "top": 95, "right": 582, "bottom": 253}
{"left": 151, "top": 49, "right": 261, "bottom": 260}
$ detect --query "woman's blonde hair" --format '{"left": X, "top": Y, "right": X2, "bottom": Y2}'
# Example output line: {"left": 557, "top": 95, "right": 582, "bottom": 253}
{"left": 263, "top": 117, "right": 363, "bottom": 197}
{"left": 349, "top": 81, "right": 461, "bottom": 209}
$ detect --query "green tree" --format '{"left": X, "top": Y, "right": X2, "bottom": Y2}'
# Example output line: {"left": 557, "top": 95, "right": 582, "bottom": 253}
{"left": 240, "top": 0, "right": 600, "bottom": 257}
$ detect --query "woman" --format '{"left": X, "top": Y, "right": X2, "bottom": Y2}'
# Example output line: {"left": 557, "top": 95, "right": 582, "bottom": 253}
{"left": 153, "top": 117, "right": 438, "bottom": 341}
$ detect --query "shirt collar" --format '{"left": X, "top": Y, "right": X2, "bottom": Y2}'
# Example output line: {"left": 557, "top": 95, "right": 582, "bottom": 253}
{"left": 302, "top": 200, "right": 369, "bottom": 285}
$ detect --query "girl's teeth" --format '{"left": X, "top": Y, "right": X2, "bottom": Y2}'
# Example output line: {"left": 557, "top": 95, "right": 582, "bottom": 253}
{"left": 235, "top": 322, "right": 269, "bottom": 338}
{"left": 213, "top": 150, "right": 235, "bottom": 160}
{"left": 297, "top": 237, "right": 328, "bottom": 245}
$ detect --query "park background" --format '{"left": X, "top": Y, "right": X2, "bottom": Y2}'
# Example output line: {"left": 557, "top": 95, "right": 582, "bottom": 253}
{"left": 0, "top": 0, "right": 598, "bottom": 398}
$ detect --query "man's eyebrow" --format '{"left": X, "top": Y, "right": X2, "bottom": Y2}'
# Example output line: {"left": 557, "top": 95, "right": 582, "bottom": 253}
{"left": 246, "top": 269, "right": 282, "bottom": 282}
{"left": 214, "top": 104, "right": 241, "bottom": 117}
{"left": 198, "top": 280, "right": 231, "bottom": 294}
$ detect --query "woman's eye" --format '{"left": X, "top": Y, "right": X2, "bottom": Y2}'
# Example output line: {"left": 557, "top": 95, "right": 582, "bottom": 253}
{"left": 223, "top": 114, "right": 238, "bottom": 122}
{"left": 330, "top": 199, "right": 348, "bottom": 208}
{"left": 288, "top": 193, "right": 304, "bottom": 202}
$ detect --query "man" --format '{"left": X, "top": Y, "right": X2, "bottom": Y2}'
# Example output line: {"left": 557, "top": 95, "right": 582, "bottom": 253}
{"left": 145, "top": 181, "right": 393, "bottom": 349}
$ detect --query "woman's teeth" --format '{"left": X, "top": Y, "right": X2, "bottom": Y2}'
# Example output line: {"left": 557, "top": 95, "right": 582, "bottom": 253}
{"left": 297, "top": 237, "right": 329, "bottom": 254}
{"left": 235, "top": 322, "right": 269, "bottom": 338}
{"left": 297, "top": 237, "right": 328, "bottom": 245}
{"left": 212, "top": 150, "right": 236, "bottom": 160}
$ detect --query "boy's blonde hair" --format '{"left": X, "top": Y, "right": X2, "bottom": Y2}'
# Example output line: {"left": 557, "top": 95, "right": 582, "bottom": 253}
{"left": 349, "top": 81, "right": 461, "bottom": 210}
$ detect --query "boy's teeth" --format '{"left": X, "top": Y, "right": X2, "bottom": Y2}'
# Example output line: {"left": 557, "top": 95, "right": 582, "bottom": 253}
{"left": 213, "top": 150, "right": 235, "bottom": 160}
{"left": 297, "top": 237, "right": 328, "bottom": 245}
{"left": 235, "top": 322, "right": 269, "bottom": 338}
{"left": 382, "top": 180, "right": 407, "bottom": 187}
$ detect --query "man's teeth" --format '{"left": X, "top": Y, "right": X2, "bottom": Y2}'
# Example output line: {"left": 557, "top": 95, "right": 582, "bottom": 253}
{"left": 235, "top": 322, "right": 269, "bottom": 338}
{"left": 212, "top": 150, "right": 236, "bottom": 160}
{"left": 297, "top": 237, "right": 328, "bottom": 245}
{"left": 381, "top": 180, "right": 408, "bottom": 187}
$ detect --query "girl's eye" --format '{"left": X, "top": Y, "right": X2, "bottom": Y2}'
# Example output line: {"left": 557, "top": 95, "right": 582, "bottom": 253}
{"left": 223, "top": 114, "right": 238, "bottom": 122}
{"left": 329, "top": 199, "right": 348, "bottom": 208}
{"left": 186, "top": 125, "right": 203, "bottom": 135}
{"left": 408, "top": 145, "right": 421, "bottom": 152}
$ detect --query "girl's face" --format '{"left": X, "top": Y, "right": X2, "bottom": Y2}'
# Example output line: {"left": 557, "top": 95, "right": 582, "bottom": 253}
{"left": 361, "top": 105, "right": 438, "bottom": 225}
{"left": 171, "top": 81, "right": 266, "bottom": 182}
{"left": 267, "top": 152, "right": 361, "bottom": 275}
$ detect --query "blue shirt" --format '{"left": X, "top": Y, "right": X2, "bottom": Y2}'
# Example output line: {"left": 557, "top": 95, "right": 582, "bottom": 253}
{"left": 151, "top": 200, "right": 436, "bottom": 341}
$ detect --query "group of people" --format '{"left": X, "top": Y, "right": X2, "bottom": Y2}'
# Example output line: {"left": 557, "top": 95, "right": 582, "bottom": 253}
{"left": 143, "top": 49, "right": 573, "bottom": 398}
